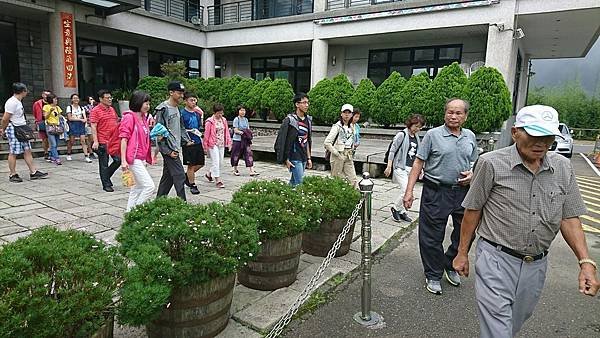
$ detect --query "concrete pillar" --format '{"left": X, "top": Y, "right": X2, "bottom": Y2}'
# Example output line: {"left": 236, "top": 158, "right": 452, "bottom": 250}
{"left": 314, "top": 0, "right": 327, "bottom": 12}
{"left": 485, "top": 24, "right": 516, "bottom": 92}
{"left": 139, "top": 47, "right": 149, "bottom": 78}
{"left": 515, "top": 54, "right": 531, "bottom": 111}
{"left": 310, "top": 38, "right": 328, "bottom": 88}
{"left": 201, "top": 48, "right": 215, "bottom": 79}
{"left": 49, "top": 1, "right": 77, "bottom": 104}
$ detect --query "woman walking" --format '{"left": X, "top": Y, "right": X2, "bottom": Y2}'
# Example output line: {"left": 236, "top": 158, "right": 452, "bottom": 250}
{"left": 203, "top": 103, "right": 231, "bottom": 188}
{"left": 119, "top": 91, "right": 155, "bottom": 211}
{"left": 42, "top": 93, "right": 63, "bottom": 165}
{"left": 83, "top": 96, "right": 97, "bottom": 159}
{"left": 384, "top": 113, "right": 425, "bottom": 223}
{"left": 324, "top": 103, "right": 357, "bottom": 188}
{"left": 180, "top": 91, "right": 205, "bottom": 195}
{"left": 352, "top": 108, "right": 361, "bottom": 148}
{"left": 230, "top": 106, "right": 258, "bottom": 176}
{"left": 66, "top": 94, "right": 92, "bottom": 162}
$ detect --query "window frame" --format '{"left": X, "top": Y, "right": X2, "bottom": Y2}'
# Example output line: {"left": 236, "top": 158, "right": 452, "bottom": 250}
{"left": 250, "top": 54, "right": 311, "bottom": 93}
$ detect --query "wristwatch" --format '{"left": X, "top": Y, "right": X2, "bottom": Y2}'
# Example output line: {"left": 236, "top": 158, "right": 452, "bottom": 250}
{"left": 578, "top": 258, "right": 597, "bottom": 270}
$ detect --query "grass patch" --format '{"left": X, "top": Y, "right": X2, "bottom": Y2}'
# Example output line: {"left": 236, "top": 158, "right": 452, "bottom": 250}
{"left": 292, "top": 291, "right": 329, "bottom": 320}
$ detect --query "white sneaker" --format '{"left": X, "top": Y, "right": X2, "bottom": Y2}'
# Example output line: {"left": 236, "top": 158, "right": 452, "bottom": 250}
{"left": 66, "top": 155, "right": 72, "bottom": 161}
{"left": 85, "top": 156, "right": 92, "bottom": 163}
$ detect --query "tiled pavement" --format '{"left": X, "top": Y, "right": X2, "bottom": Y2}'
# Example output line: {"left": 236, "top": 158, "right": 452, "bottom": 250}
{"left": 0, "top": 153, "right": 422, "bottom": 337}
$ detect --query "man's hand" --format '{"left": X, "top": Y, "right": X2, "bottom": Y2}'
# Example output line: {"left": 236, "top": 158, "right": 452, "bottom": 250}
{"left": 170, "top": 151, "right": 179, "bottom": 158}
{"left": 579, "top": 264, "right": 600, "bottom": 296}
{"left": 285, "top": 160, "right": 294, "bottom": 169}
{"left": 306, "top": 159, "right": 313, "bottom": 169}
{"left": 92, "top": 141, "right": 99, "bottom": 151}
{"left": 457, "top": 170, "right": 473, "bottom": 186}
{"left": 453, "top": 253, "right": 470, "bottom": 277}
{"left": 403, "top": 190, "right": 415, "bottom": 210}
{"left": 384, "top": 166, "right": 392, "bottom": 177}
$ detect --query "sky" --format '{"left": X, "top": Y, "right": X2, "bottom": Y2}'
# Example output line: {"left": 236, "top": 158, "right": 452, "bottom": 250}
{"left": 529, "top": 36, "right": 600, "bottom": 95}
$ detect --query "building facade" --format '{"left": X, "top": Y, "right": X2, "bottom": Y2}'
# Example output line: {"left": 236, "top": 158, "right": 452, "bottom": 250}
{"left": 1, "top": 0, "right": 599, "bottom": 114}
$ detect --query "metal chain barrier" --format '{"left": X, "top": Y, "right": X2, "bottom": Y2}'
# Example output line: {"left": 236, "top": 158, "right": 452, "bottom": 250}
{"left": 265, "top": 197, "right": 365, "bottom": 338}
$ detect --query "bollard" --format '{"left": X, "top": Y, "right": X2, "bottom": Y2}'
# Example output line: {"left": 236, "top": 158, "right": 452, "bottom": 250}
{"left": 353, "top": 172, "right": 381, "bottom": 326}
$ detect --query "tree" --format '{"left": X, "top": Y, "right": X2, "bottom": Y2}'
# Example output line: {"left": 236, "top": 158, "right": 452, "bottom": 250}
{"left": 219, "top": 76, "right": 242, "bottom": 116}
{"left": 246, "top": 78, "right": 272, "bottom": 119}
{"left": 228, "top": 77, "right": 257, "bottom": 117}
{"left": 371, "top": 71, "right": 406, "bottom": 126}
{"left": 427, "top": 62, "right": 468, "bottom": 127}
{"left": 464, "top": 66, "right": 512, "bottom": 133}
{"left": 160, "top": 61, "right": 187, "bottom": 81}
{"left": 307, "top": 78, "right": 334, "bottom": 125}
{"left": 261, "top": 79, "right": 294, "bottom": 121}
{"left": 399, "top": 72, "right": 432, "bottom": 123}
{"left": 136, "top": 76, "right": 168, "bottom": 111}
{"left": 349, "top": 78, "right": 376, "bottom": 122}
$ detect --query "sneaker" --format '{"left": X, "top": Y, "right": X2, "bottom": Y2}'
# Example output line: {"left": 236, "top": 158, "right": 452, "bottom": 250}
{"left": 184, "top": 176, "right": 192, "bottom": 188}
{"left": 30, "top": 171, "right": 48, "bottom": 180}
{"left": 9, "top": 174, "right": 23, "bottom": 183}
{"left": 84, "top": 156, "right": 92, "bottom": 163}
{"left": 190, "top": 184, "right": 200, "bottom": 195}
{"left": 444, "top": 269, "right": 461, "bottom": 287}
{"left": 66, "top": 155, "right": 72, "bottom": 161}
{"left": 399, "top": 212, "right": 413, "bottom": 222}
{"left": 103, "top": 186, "right": 114, "bottom": 192}
{"left": 390, "top": 207, "right": 402, "bottom": 222}
{"left": 233, "top": 169, "right": 240, "bottom": 176}
{"left": 426, "top": 279, "right": 442, "bottom": 295}
{"left": 89, "top": 153, "right": 97, "bottom": 159}
{"left": 52, "top": 159, "right": 62, "bottom": 165}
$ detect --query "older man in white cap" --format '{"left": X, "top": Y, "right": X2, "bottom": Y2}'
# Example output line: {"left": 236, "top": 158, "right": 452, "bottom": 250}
{"left": 453, "top": 105, "right": 599, "bottom": 338}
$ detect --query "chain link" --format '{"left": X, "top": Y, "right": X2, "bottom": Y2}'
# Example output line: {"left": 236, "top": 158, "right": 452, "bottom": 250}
{"left": 266, "top": 197, "right": 365, "bottom": 338}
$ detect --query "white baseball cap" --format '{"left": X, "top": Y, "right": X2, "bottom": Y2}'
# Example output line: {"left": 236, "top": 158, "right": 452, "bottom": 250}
{"left": 341, "top": 103, "right": 354, "bottom": 112}
{"left": 514, "top": 105, "right": 563, "bottom": 139}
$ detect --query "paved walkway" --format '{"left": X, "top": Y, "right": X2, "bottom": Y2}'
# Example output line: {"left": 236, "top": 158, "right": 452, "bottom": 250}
{"left": 0, "top": 151, "right": 422, "bottom": 337}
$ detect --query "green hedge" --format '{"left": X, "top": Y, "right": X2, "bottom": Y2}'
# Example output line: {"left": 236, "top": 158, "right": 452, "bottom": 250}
{"left": 261, "top": 79, "right": 294, "bottom": 121}
{"left": 350, "top": 78, "right": 376, "bottom": 121}
{"left": 371, "top": 71, "right": 406, "bottom": 127}
{"left": 427, "top": 62, "right": 468, "bottom": 127}
{"left": 464, "top": 66, "right": 512, "bottom": 133}
{"left": 399, "top": 72, "right": 432, "bottom": 124}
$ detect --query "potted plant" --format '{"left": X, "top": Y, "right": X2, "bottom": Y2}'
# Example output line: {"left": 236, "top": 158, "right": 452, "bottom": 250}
{"left": 231, "top": 180, "right": 322, "bottom": 290}
{"left": 116, "top": 197, "right": 260, "bottom": 338}
{"left": 112, "top": 88, "right": 133, "bottom": 116}
{"left": 299, "top": 176, "right": 362, "bottom": 257}
{"left": 0, "top": 227, "right": 125, "bottom": 338}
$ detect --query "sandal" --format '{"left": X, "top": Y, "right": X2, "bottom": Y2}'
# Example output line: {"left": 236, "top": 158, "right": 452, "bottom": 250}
{"left": 249, "top": 172, "right": 260, "bottom": 177}
{"left": 233, "top": 170, "right": 240, "bottom": 176}
{"left": 205, "top": 173, "right": 213, "bottom": 182}
{"left": 216, "top": 181, "right": 225, "bottom": 188}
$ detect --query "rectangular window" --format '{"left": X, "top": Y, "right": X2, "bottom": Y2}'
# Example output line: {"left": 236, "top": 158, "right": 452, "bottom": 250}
{"left": 367, "top": 44, "right": 462, "bottom": 86}
{"left": 251, "top": 55, "right": 311, "bottom": 93}
{"left": 101, "top": 44, "right": 118, "bottom": 56}
{"left": 148, "top": 51, "right": 200, "bottom": 78}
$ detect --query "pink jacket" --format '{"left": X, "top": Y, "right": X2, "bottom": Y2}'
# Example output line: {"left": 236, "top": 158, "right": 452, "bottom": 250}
{"left": 203, "top": 116, "right": 232, "bottom": 149}
{"left": 118, "top": 111, "right": 152, "bottom": 165}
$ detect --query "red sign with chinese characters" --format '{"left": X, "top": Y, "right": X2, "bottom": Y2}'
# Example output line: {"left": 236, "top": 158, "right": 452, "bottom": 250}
{"left": 61, "top": 12, "right": 76, "bottom": 88}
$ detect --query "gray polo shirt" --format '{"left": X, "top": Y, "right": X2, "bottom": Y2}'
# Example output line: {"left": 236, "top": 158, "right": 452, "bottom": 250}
{"left": 416, "top": 125, "right": 478, "bottom": 185}
{"left": 462, "top": 144, "right": 587, "bottom": 255}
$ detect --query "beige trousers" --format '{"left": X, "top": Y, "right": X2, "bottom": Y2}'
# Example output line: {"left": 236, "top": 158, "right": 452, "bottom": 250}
{"left": 330, "top": 149, "right": 357, "bottom": 188}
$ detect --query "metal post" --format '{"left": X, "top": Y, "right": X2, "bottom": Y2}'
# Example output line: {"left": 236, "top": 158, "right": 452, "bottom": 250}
{"left": 354, "top": 172, "right": 381, "bottom": 327}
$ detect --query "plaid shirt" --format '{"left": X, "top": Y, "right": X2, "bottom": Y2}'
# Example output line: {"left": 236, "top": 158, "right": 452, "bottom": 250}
{"left": 462, "top": 144, "right": 586, "bottom": 255}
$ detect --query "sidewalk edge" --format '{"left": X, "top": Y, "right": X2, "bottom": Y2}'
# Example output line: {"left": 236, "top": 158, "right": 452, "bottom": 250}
{"left": 580, "top": 153, "right": 600, "bottom": 177}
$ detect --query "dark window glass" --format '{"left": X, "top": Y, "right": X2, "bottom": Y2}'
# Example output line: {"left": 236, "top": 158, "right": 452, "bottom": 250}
{"left": 369, "top": 51, "right": 388, "bottom": 64}
{"left": 369, "top": 67, "right": 387, "bottom": 86}
{"left": 121, "top": 47, "right": 136, "bottom": 56}
{"left": 296, "top": 70, "right": 310, "bottom": 93}
{"left": 281, "top": 57, "right": 294, "bottom": 67}
{"left": 101, "top": 44, "right": 118, "bottom": 56}
{"left": 391, "top": 50, "right": 410, "bottom": 63}
{"left": 78, "top": 40, "right": 98, "bottom": 54}
{"left": 252, "top": 59, "right": 264, "bottom": 68}
{"left": 390, "top": 65, "right": 411, "bottom": 79}
{"left": 297, "top": 56, "right": 311, "bottom": 67}
{"left": 438, "top": 46, "right": 461, "bottom": 60}
{"left": 266, "top": 58, "right": 279, "bottom": 68}
{"left": 414, "top": 48, "right": 434, "bottom": 61}
{"left": 255, "top": 72, "right": 265, "bottom": 81}
{"left": 251, "top": 55, "right": 310, "bottom": 92}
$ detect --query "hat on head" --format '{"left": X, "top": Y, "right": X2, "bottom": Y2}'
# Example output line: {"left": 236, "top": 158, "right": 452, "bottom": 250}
{"left": 167, "top": 81, "right": 185, "bottom": 92}
{"left": 341, "top": 103, "right": 354, "bottom": 112}
{"left": 514, "top": 105, "right": 563, "bottom": 139}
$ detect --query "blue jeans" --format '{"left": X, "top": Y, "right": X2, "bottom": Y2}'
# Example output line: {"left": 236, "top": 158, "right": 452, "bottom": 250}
{"left": 47, "top": 134, "right": 60, "bottom": 160}
{"left": 288, "top": 160, "right": 306, "bottom": 187}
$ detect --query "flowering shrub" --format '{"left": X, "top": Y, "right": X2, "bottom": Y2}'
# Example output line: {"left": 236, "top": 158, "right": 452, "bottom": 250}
{"left": 299, "top": 176, "right": 361, "bottom": 222}
{"left": 0, "top": 227, "right": 125, "bottom": 338}
{"left": 231, "top": 180, "right": 323, "bottom": 241}
{"left": 116, "top": 198, "right": 260, "bottom": 326}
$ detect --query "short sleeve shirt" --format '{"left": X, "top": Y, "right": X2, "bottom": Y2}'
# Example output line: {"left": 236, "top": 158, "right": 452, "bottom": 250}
{"left": 4, "top": 96, "right": 26, "bottom": 126}
{"left": 181, "top": 108, "right": 202, "bottom": 144}
{"left": 232, "top": 116, "right": 249, "bottom": 142}
{"left": 43, "top": 104, "right": 63, "bottom": 125}
{"left": 417, "top": 125, "right": 478, "bottom": 185}
{"left": 462, "top": 144, "right": 587, "bottom": 255}
{"left": 89, "top": 104, "right": 118, "bottom": 144}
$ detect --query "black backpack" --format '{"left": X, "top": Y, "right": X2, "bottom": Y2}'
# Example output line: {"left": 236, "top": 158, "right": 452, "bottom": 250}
{"left": 383, "top": 131, "right": 405, "bottom": 163}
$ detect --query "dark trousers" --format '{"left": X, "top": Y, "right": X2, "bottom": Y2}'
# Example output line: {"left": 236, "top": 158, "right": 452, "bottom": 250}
{"left": 96, "top": 144, "right": 121, "bottom": 189}
{"left": 418, "top": 182, "right": 468, "bottom": 281}
{"left": 156, "top": 153, "right": 187, "bottom": 201}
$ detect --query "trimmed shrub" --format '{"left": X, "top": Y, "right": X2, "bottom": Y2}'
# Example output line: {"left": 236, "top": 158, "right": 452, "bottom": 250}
{"left": 0, "top": 227, "right": 125, "bottom": 338}
{"left": 184, "top": 78, "right": 205, "bottom": 97}
{"left": 246, "top": 77, "right": 272, "bottom": 115}
{"left": 299, "top": 176, "right": 361, "bottom": 222}
{"left": 137, "top": 76, "right": 169, "bottom": 110}
{"left": 399, "top": 72, "right": 432, "bottom": 123}
{"left": 349, "top": 78, "right": 376, "bottom": 121}
{"left": 231, "top": 180, "right": 322, "bottom": 241}
{"left": 307, "top": 77, "right": 334, "bottom": 124}
{"left": 160, "top": 60, "right": 187, "bottom": 81}
{"left": 116, "top": 198, "right": 260, "bottom": 326}
{"left": 371, "top": 71, "right": 406, "bottom": 126}
{"left": 197, "top": 77, "right": 223, "bottom": 102}
{"left": 261, "top": 79, "right": 294, "bottom": 121}
{"left": 427, "top": 62, "right": 468, "bottom": 127}
{"left": 228, "top": 77, "right": 257, "bottom": 114}
{"left": 464, "top": 66, "right": 512, "bottom": 133}
{"left": 220, "top": 76, "right": 243, "bottom": 117}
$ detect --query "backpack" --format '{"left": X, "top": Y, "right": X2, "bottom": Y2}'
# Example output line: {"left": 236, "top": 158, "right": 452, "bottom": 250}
{"left": 383, "top": 131, "right": 405, "bottom": 163}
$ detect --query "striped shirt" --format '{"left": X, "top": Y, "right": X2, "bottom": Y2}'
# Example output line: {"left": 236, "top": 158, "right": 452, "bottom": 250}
{"left": 462, "top": 144, "right": 587, "bottom": 255}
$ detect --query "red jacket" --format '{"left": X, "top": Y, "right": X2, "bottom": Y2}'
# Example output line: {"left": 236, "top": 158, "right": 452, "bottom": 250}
{"left": 203, "top": 116, "right": 231, "bottom": 149}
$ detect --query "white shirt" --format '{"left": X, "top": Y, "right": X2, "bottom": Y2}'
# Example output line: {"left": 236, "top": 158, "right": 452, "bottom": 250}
{"left": 4, "top": 96, "right": 26, "bottom": 126}
{"left": 67, "top": 105, "right": 85, "bottom": 119}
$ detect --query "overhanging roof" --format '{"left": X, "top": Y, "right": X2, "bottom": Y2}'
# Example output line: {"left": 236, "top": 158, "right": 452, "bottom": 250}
{"left": 65, "top": 0, "right": 139, "bottom": 16}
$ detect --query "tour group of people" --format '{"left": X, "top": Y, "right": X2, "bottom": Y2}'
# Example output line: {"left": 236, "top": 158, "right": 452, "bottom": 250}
{"left": 2, "top": 81, "right": 599, "bottom": 338}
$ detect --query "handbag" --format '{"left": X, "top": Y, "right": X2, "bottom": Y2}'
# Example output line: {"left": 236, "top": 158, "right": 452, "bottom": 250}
{"left": 13, "top": 125, "right": 35, "bottom": 142}
{"left": 46, "top": 124, "right": 64, "bottom": 135}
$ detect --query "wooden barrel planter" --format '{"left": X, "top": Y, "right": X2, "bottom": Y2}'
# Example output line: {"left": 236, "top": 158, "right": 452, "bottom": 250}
{"left": 302, "top": 218, "right": 356, "bottom": 257}
{"left": 146, "top": 274, "right": 235, "bottom": 338}
{"left": 238, "top": 233, "right": 302, "bottom": 291}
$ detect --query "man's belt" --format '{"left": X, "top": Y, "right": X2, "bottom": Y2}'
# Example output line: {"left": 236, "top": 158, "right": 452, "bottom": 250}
{"left": 423, "top": 178, "right": 467, "bottom": 190}
{"left": 482, "top": 238, "right": 547, "bottom": 263}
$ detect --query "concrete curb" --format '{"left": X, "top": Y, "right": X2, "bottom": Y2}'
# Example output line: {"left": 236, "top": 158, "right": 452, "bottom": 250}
{"left": 580, "top": 152, "right": 600, "bottom": 177}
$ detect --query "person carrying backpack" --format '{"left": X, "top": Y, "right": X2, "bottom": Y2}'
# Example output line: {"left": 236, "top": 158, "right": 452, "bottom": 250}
{"left": 384, "top": 114, "right": 425, "bottom": 222}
